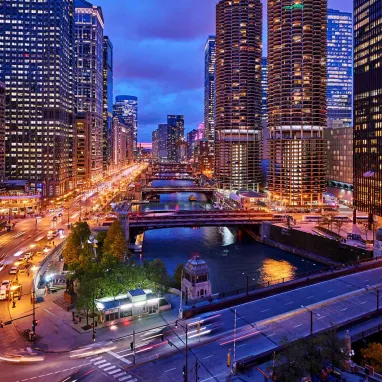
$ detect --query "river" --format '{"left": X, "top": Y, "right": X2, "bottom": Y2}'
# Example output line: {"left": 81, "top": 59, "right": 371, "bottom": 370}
{"left": 135, "top": 179, "right": 324, "bottom": 294}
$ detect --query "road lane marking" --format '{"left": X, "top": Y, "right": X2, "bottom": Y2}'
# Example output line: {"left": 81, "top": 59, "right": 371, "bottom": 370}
{"left": 103, "top": 366, "right": 116, "bottom": 371}
{"left": 261, "top": 309, "right": 270, "bottom": 312}
{"left": 285, "top": 302, "right": 293, "bottom": 305}
{"left": 237, "top": 344, "right": 246, "bottom": 348}
{"left": 91, "top": 356, "right": 103, "bottom": 362}
{"left": 359, "top": 301, "right": 367, "bottom": 304}
{"left": 340, "top": 308, "right": 348, "bottom": 311}
{"left": 268, "top": 333, "right": 276, "bottom": 337}
{"left": 98, "top": 362, "right": 111, "bottom": 368}
{"left": 363, "top": 280, "right": 369, "bottom": 282}
{"left": 307, "top": 296, "right": 314, "bottom": 299}
{"left": 118, "top": 376, "right": 132, "bottom": 381}
{"left": 201, "top": 373, "right": 226, "bottom": 382}
{"left": 203, "top": 355, "right": 214, "bottom": 359}
{"left": 328, "top": 290, "right": 334, "bottom": 292}
{"left": 293, "top": 324, "right": 302, "bottom": 328}
{"left": 165, "top": 368, "right": 176, "bottom": 372}
{"left": 114, "top": 372, "right": 126, "bottom": 378}
{"left": 317, "top": 315, "right": 326, "bottom": 320}
{"left": 94, "top": 360, "right": 107, "bottom": 365}
{"left": 109, "top": 369, "right": 121, "bottom": 375}
{"left": 108, "top": 350, "right": 132, "bottom": 364}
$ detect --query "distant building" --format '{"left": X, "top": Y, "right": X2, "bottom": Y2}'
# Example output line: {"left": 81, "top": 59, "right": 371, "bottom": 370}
{"left": 187, "top": 129, "right": 198, "bottom": 161}
{"left": 215, "top": 0, "right": 263, "bottom": 191}
{"left": 167, "top": 115, "right": 184, "bottom": 162}
{"left": 113, "top": 95, "right": 138, "bottom": 156}
{"left": 353, "top": 0, "right": 382, "bottom": 217}
{"left": 0, "top": 82, "right": 5, "bottom": 181}
{"left": 152, "top": 129, "right": 159, "bottom": 161}
{"left": 152, "top": 124, "right": 168, "bottom": 162}
{"left": 198, "top": 140, "right": 214, "bottom": 178}
{"left": 76, "top": 113, "right": 91, "bottom": 187}
{"left": 111, "top": 116, "right": 131, "bottom": 169}
{"left": 204, "top": 36, "right": 216, "bottom": 159}
{"left": 327, "top": 9, "right": 352, "bottom": 127}
{"left": 0, "top": 0, "right": 77, "bottom": 197}
{"left": 103, "top": 36, "right": 113, "bottom": 173}
{"left": 75, "top": 0, "right": 105, "bottom": 184}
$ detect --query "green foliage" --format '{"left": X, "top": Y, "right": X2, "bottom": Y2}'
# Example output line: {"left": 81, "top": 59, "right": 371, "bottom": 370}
{"left": 173, "top": 263, "right": 184, "bottom": 288}
{"left": 103, "top": 221, "right": 127, "bottom": 261}
{"left": 361, "top": 342, "right": 382, "bottom": 372}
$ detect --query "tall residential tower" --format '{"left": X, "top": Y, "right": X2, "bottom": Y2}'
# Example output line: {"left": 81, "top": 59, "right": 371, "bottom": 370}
{"left": 204, "top": 36, "right": 216, "bottom": 162}
{"left": 215, "top": 0, "right": 263, "bottom": 191}
{"left": 75, "top": 0, "right": 104, "bottom": 184}
{"left": 167, "top": 115, "right": 184, "bottom": 163}
{"left": 327, "top": 9, "right": 352, "bottom": 127}
{"left": 267, "top": 0, "right": 327, "bottom": 206}
{"left": 353, "top": 0, "right": 382, "bottom": 217}
{"left": 0, "top": 0, "right": 76, "bottom": 197}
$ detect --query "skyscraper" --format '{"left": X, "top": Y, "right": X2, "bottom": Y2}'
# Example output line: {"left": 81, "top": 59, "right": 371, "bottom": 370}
{"left": 0, "top": 82, "right": 5, "bottom": 181}
{"left": 187, "top": 129, "right": 198, "bottom": 161}
{"left": 103, "top": 36, "right": 113, "bottom": 173}
{"left": 0, "top": 0, "right": 76, "bottom": 197}
{"left": 327, "top": 9, "right": 352, "bottom": 127}
{"left": 215, "top": 0, "right": 263, "bottom": 191}
{"left": 261, "top": 57, "right": 268, "bottom": 122}
{"left": 268, "top": 0, "right": 327, "bottom": 206}
{"left": 167, "top": 115, "right": 184, "bottom": 163}
{"left": 113, "top": 95, "right": 138, "bottom": 156}
{"left": 204, "top": 36, "right": 216, "bottom": 160}
{"left": 353, "top": 0, "right": 382, "bottom": 217}
{"left": 75, "top": 0, "right": 104, "bottom": 184}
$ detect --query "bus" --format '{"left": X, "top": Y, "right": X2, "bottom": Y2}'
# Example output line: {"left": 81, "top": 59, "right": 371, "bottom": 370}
{"left": 303, "top": 215, "right": 323, "bottom": 222}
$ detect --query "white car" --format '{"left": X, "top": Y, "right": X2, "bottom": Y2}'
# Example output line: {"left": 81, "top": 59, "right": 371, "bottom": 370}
{"left": 9, "top": 266, "right": 18, "bottom": 274}
{"left": 1, "top": 280, "right": 10, "bottom": 289}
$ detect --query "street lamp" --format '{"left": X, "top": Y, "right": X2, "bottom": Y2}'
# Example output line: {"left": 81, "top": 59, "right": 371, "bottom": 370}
{"left": 301, "top": 305, "right": 321, "bottom": 336}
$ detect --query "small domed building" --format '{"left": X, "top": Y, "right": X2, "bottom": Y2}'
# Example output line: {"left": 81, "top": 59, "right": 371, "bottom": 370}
{"left": 182, "top": 256, "right": 212, "bottom": 304}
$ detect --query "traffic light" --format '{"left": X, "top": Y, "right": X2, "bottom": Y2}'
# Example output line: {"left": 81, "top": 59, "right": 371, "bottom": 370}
{"left": 227, "top": 352, "right": 231, "bottom": 368}
{"left": 160, "top": 334, "right": 164, "bottom": 342}
{"left": 130, "top": 341, "right": 134, "bottom": 351}
{"left": 175, "top": 320, "right": 178, "bottom": 328}
{"left": 32, "top": 319, "right": 38, "bottom": 327}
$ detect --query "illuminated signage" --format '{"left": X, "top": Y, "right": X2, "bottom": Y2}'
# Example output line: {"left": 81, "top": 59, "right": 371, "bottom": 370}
{"left": 285, "top": 4, "right": 304, "bottom": 10}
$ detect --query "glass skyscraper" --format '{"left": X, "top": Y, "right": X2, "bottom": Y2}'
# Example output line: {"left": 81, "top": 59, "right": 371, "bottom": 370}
{"left": 0, "top": 0, "right": 76, "bottom": 197}
{"left": 113, "top": 95, "right": 138, "bottom": 156}
{"left": 327, "top": 9, "right": 353, "bottom": 127}
{"left": 353, "top": 0, "right": 382, "bottom": 217}
{"left": 167, "top": 115, "right": 184, "bottom": 163}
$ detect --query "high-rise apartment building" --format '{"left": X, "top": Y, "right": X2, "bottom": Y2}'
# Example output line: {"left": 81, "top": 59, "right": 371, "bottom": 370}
{"left": 76, "top": 113, "right": 91, "bottom": 186}
{"left": 0, "top": 82, "right": 5, "bottom": 181}
{"left": 353, "top": 0, "right": 382, "bottom": 217}
{"left": 268, "top": 0, "right": 327, "bottom": 206}
{"left": 111, "top": 116, "right": 129, "bottom": 170}
{"left": 103, "top": 36, "right": 113, "bottom": 173}
{"left": 204, "top": 36, "right": 216, "bottom": 159}
{"left": 75, "top": 0, "right": 104, "bottom": 184}
{"left": 167, "top": 115, "right": 184, "bottom": 162}
{"left": 215, "top": 0, "right": 263, "bottom": 191}
{"left": 327, "top": 9, "right": 352, "bottom": 127}
{"left": 187, "top": 129, "right": 198, "bottom": 161}
{"left": 261, "top": 57, "right": 268, "bottom": 123}
{"left": 152, "top": 129, "right": 159, "bottom": 161}
{"left": 113, "top": 95, "right": 138, "bottom": 156}
{"left": 0, "top": 0, "right": 76, "bottom": 197}
{"left": 152, "top": 124, "right": 168, "bottom": 162}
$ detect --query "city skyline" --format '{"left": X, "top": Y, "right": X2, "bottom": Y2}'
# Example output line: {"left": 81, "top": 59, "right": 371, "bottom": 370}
{"left": 94, "top": 0, "right": 352, "bottom": 142}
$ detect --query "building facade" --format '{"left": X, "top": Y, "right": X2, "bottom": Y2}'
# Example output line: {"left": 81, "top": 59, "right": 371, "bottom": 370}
{"left": 267, "top": 0, "right": 327, "bottom": 206}
{"left": 0, "top": 0, "right": 76, "bottom": 198}
{"left": 187, "top": 129, "right": 198, "bottom": 161}
{"left": 215, "top": 0, "right": 263, "bottom": 191}
{"left": 167, "top": 115, "right": 184, "bottom": 162}
{"left": 111, "top": 116, "right": 131, "bottom": 170}
{"left": 113, "top": 95, "right": 138, "bottom": 157}
{"left": 198, "top": 139, "right": 214, "bottom": 178}
{"left": 103, "top": 36, "right": 113, "bottom": 173}
{"left": 204, "top": 36, "right": 216, "bottom": 161}
{"left": 325, "top": 126, "right": 353, "bottom": 187}
{"left": 75, "top": 0, "right": 104, "bottom": 184}
{"left": 0, "top": 82, "right": 5, "bottom": 181}
{"left": 261, "top": 57, "right": 268, "bottom": 123}
{"left": 353, "top": 0, "right": 382, "bottom": 217}
{"left": 76, "top": 113, "right": 91, "bottom": 187}
{"left": 327, "top": 9, "right": 353, "bottom": 127}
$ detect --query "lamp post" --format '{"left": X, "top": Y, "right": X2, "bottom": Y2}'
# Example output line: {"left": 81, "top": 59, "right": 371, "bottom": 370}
{"left": 301, "top": 305, "right": 321, "bottom": 336}
{"left": 242, "top": 272, "right": 249, "bottom": 295}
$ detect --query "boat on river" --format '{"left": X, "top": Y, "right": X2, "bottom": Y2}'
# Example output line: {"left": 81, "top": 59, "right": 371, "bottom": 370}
{"left": 189, "top": 195, "right": 197, "bottom": 201}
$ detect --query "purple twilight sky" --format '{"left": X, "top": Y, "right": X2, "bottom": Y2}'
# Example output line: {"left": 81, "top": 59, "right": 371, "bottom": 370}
{"left": 96, "top": 0, "right": 352, "bottom": 143}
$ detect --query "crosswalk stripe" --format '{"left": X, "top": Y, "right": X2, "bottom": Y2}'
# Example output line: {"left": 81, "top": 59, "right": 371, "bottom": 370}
{"left": 98, "top": 362, "right": 111, "bottom": 368}
{"left": 108, "top": 350, "right": 132, "bottom": 365}
{"left": 118, "top": 376, "right": 132, "bottom": 382}
{"left": 94, "top": 360, "right": 107, "bottom": 366}
{"left": 114, "top": 372, "right": 126, "bottom": 378}
{"left": 91, "top": 356, "right": 103, "bottom": 362}
{"left": 109, "top": 369, "right": 121, "bottom": 375}
{"left": 104, "top": 366, "right": 116, "bottom": 371}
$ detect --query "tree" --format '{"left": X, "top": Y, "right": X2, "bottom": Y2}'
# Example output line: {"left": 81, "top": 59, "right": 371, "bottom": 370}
{"left": 147, "top": 258, "right": 170, "bottom": 293}
{"left": 361, "top": 342, "right": 382, "bottom": 372}
{"left": 173, "top": 263, "right": 184, "bottom": 289}
{"left": 72, "top": 222, "right": 91, "bottom": 244}
{"left": 103, "top": 221, "right": 127, "bottom": 261}
{"left": 333, "top": 220, "right": 344, "bottom": 234}
{"left": 320, "top": 327, "right": 347, "bottom": 370}
{"left": 359, "top": 222, "right": 369, "bottom": 241}
{"left": 62, "top": 232, "right": 82, "bottom": 268}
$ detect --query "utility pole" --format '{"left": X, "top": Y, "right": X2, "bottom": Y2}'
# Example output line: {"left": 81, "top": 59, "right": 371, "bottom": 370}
{"left": 185, "top": 324, "right": 188, "bottom": 382}
{"left": 232, "top": 308, "right": 237, "bottom": 374}
{"left": 195, "top": 359, "right": 199, "bottom": 381}
{"left": 179, "top": 269, "right": 183, "bottom": 319}
{"left": 32, "top": 279, "right": 36, "bottom": 341}
{"left": 310, "top": 310, "right": 313, "bottom": 336}
{"left": 133, "top": 329, "right": 136, "bottom": 365}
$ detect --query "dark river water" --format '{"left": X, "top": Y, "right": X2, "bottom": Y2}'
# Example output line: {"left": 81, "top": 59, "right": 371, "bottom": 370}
{"left": 134, "top": 179, "right": 324, "bottom": 293}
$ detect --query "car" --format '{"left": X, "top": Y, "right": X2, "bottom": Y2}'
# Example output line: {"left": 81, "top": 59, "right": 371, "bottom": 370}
{"left": 0, "top": 263, "right": 7, "bottom": 272}
{"left": 9, "top": 266, "right": 19, "bottom": 274}
{"left": 1, "top": 280, "right": 11, "bottom": 289}
{"left": 52, "top": 216, "right": 57, "bottom": 221}
{"left": 48, "top": 209, "right": 55, "bottom": 213}
{"left": 36, "top": 251, "right": 43, "bottom": 257}
{"left": 14, "top": 260, "right": 23, "bottom": 267}
{"left": 24, "top": 252, "right": 33, "bottom": 260}
{"left": 58, "top": 213, "right": 63, "bottom": 217}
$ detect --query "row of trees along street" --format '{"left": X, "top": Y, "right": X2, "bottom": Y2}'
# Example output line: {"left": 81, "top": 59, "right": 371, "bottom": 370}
{"left": 62, "top": 221, "right": 175, "bottom": 325}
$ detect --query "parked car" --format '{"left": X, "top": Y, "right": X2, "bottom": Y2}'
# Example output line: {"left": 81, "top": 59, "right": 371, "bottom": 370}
{"left": 24, "top": 252, "right": 34, "bottom": 260}
{"left": 9, "top": 266, "right": 19, "bottom": 274}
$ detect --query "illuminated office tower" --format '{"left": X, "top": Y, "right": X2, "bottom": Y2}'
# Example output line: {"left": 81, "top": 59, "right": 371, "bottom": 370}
{"left": 353, "top": 0, "right": 382, "bottom": 217}
{"left": 0, "top": 0, "right": 76, "bottom": 197}
{"left": 215, "top": 0, "right": 263, "bottom": 191}
{"left": 327, "top": 9, "right": 352, "bottom": 127}
{"left": 268, "top": 0, "right": 327, "bottom": 206}
{"left": 167, "top": 115, "right": 184, "bottom": 163}
{"left": 75, "top": 0, "right": 104, "bottom": 184}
